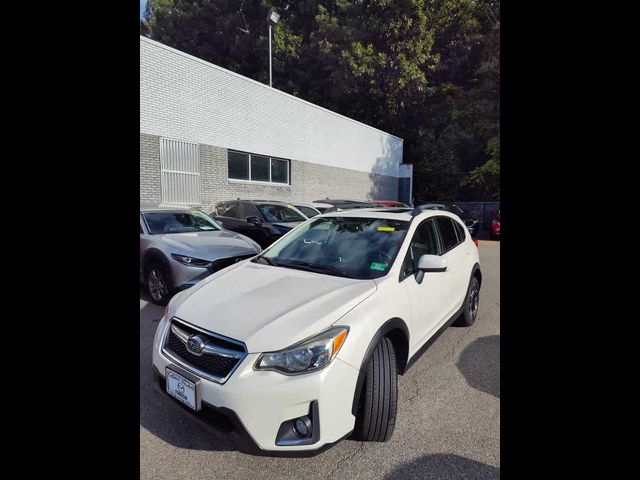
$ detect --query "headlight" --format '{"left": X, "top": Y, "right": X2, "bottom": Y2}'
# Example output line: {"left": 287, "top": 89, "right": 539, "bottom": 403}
{"left": 255, "top": 327, "right": 349, "bottom": 375}
{"left": 171, "top": 253, "right": 211, "bottom": 267}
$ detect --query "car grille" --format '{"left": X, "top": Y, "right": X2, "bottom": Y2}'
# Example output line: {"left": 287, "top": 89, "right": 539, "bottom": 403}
{"left": 209, "top": 254, "right": 255, "bottom": 274}
{"left": 162, "top": 318, "right": 247, "bottom": 383}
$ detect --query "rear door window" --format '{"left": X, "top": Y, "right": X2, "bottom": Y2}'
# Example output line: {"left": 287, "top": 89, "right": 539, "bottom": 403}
{"left": 224, "top": 202, "right": 241, "bottom": 218}
{"left": 243, "top": 203, "right": 261, "bottom": 221}
{"left": 435, "top": 217, "right": 459, "bottom": 252}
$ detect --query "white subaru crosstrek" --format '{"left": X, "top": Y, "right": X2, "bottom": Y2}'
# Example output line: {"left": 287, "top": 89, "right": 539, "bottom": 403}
{"left": 152, "top": 207, "right": 481, "bottom": 454}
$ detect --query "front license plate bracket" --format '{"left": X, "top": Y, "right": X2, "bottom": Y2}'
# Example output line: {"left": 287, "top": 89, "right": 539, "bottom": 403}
{"left": 165, "top": 365, "right": 202, "bottom": 411}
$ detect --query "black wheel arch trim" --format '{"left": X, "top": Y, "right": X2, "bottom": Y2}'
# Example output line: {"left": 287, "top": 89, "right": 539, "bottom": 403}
{"left": 350, "top": 317, "right": 410, "bottom": 416}
{"left": 471, "top": 262, "right": 482, "bottom": 287}
{"left": 351, "top": 264, "right": 481, "bottom": 416}
{"left": 142, "top": 249, "right": 174, "bottom": 290}
{"left": 142, "top": 248, "right": 171, "bottom": 273}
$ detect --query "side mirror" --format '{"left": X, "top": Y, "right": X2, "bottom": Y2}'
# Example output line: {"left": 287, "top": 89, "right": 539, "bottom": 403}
{"left": 418, "top": 254, "right": 447, "bottom": 272}
{"left": 415, "top": 254, "right": 447, "bottom": 285}
{"left": 246, "top": 216, "right": 262, "bottom": 225}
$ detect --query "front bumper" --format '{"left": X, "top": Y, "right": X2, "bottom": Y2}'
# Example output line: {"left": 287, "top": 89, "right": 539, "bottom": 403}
{"left": 152, "top": 321, "right": 360, "bottom": 453}
{"left": 170, "top": 259, "right": 210, "bottom": 290}
{"left": 170, "top": 254, "right": 256, "bottom": 290}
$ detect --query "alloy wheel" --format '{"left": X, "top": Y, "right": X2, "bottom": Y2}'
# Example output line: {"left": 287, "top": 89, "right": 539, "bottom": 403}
{"left": 148, "top": 268, "right": 168, "bottom": 302}
{"left": 467, "top": 283, "right": 479, "bottom": 320}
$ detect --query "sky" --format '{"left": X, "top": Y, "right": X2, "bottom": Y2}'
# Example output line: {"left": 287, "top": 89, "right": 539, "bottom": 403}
{"left": 140, "top": 0, "right": 146, "bottom": 20}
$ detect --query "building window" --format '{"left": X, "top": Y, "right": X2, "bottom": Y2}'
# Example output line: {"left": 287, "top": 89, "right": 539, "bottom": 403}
{"left": 271, "top": 158, "right": 289, "bottom": 184}
{"left": 160, "top": 138, "right": 201, "bottom": 205}
{"left": 228, "top": 151, "right": 249, "bottom": 180}
{"left": 251, "top": 155, "right": 270, "bottom": 182}
{"left": 228, "top": 150, "right": 290, "bottom": 185}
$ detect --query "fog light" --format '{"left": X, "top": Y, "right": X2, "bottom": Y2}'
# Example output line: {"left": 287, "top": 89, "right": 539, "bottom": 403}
{"left": 293, "top": 416, "right": 312, "bottom": 437}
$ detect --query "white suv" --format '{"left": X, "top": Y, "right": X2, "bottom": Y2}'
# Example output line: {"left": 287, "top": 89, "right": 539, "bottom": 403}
{"left": 152, "top": 208, "right": 481, "bottom": 454}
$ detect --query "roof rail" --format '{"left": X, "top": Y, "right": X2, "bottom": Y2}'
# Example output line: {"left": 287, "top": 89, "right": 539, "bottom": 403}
{"left": 411, "top": 206, "right": 424, "bottom": 216}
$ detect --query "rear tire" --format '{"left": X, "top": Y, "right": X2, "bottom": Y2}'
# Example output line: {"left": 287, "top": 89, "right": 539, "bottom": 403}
{"left": 454, "top": 276, "right": 480, "bottom": 327}
{"left": 353, "top": 337, "right": 398, "bottom": 442}
{"left": 145, "top": 261, "right": 173, "bottom": 305}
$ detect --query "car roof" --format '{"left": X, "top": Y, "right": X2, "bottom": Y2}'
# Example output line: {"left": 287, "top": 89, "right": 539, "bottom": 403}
{"left": 232, "top": 199, "right": 293, "bottom": 206}
{"left": 314, "top": 199, "right": 377, "bottom": 205}
{"left": 292, "top": 203, "right": 322, "bottom": 210}
{"left": 310, "top": 202, "right": 334, "bottom": 209}
{"left": 318, "top": 207, "right": 461, "bottom": 223}
{"left": 140, "top": 204, "right": 197, "bottom": 213}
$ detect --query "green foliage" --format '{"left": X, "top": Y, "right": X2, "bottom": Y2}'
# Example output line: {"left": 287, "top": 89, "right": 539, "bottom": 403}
{"left": 141, "top": 0, "right": 500, "bottom": 201}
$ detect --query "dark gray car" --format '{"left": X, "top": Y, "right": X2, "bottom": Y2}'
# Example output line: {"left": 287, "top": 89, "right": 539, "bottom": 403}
{"left": 140, "top": 206, "right": 261, "bottom": 305}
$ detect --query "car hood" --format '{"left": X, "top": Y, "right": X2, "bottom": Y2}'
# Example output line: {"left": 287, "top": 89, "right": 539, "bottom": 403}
{"left": 159, "top": 231, "right": 260, "bottom": 259}
{"left": 171, "top": 261, "right": 377, "bottom": 352}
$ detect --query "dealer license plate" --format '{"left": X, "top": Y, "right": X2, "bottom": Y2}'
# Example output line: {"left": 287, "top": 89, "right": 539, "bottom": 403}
{"left": 166, "top": 368, "right": 198, "bottom": 410}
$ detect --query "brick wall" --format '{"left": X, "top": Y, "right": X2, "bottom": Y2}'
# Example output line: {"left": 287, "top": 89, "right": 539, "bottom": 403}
{"left": 141, "top": 133, "right": 398, "bottom": 210}
{"left": 140, "top": 133, "right": 161, "bottom": 204}
{"left": 140, "top": 36, "right": 403, "bottom": 179}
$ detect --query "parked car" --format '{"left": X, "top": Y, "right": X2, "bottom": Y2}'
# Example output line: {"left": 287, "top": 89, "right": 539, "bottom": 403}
{"left": 152, "top": 208, "right": 481, "bottom": 454}
{"left": 140, "top": 206, "right": 261, "bottom": 305}
{"left": 314, "top": 198, "right": 385, "bottom": 212}
{"left": 372, "top": 200, "right": 410, "bottom": 208}
{"left": 417, "top": 202, "right": 480, "bottom": 236}
{"left": 211, "top": 200, "right": 308, "bottom": 249}
{"left": 491, "top": 208, "right": 500, "bottom": 240}
{"left": 292, "top": 202, "right": 334, "bottom": 218}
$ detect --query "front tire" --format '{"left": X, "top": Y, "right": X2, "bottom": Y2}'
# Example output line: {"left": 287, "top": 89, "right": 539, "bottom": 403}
{"left": 454, "top": 276, "right": 480, "bottom": 327}
{"left": 353, "top": 337, "right": 398, "bottom": 442}
{"left": 145, "top": 262, "right": 173, "bottom": 305}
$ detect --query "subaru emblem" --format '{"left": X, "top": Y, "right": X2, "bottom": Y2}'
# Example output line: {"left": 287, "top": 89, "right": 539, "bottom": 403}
{"left": 186, "top": 334, "right": 206, "bottom": 355}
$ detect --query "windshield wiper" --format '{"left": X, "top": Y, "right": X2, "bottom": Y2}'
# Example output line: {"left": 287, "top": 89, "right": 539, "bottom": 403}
{"left": 253, "top": 255, "right": 276, "bottom": 266}
{"left": 277, "top": 260, "right": 349, "bottom": 278}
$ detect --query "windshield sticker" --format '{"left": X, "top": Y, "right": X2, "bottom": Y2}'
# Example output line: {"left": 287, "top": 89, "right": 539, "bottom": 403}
{"left": 370, "top": 262, "right": 388, "bottom": 271}
{"left": 377, "top": 226, "right": 396, "bottom": 232}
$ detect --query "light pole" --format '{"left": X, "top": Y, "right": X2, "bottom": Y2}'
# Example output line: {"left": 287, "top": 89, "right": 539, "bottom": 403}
{"left": 267, "top": 9, "right": 280, "bottom": 87}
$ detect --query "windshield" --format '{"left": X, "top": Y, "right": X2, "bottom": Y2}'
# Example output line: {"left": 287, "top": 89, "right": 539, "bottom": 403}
{"left": 142, "top": 210, "right": 222, "bottom": 235}
{"left": 255, "top": 217, "right": 410, "bottom": 279}
{"left": 296, "top": 206, "right": 319, "bottom": 218}
{"left": 257, "top": 204, "right": 306, "bottom": 223}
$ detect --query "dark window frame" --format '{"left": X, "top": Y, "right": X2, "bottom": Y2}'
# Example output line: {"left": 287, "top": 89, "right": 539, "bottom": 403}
{"left": 218, "top": 201, "right": 241, "bottom": 219}
{"left": 227, "top": 150, "right": 291, "bottom": 185}
{"left": 433, "top": 216, "right": 464, "bottom": 255}
{"left": 453, "top": 219, "right": 467, "bottom": 243}
{"left": 399, "top": 218, "right": 441, "bottom": 282}
{"left": 243, "top": 203, "right": 262, "bottom": 221}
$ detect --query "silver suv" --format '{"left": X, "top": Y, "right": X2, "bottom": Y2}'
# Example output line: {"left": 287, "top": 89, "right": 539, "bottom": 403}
{"left": 140, "top": 205, "right": 261, "bottom": 304}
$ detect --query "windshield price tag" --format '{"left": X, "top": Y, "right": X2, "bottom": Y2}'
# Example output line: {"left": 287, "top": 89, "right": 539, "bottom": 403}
{"left": 377, "top": 226, "right": 395, "bottom": 232}
{"left": 370, "top": 262, "right": 388, "bottom": 271}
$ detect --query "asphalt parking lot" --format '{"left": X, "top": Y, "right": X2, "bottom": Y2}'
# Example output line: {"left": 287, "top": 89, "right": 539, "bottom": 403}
{"left": 140, "top": 242, "right": 500, "bottom": 479}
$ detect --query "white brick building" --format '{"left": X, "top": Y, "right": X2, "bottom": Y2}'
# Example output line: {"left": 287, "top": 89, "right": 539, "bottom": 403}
{"left": 140, "top": 36, "right": 412, "bottom": 210}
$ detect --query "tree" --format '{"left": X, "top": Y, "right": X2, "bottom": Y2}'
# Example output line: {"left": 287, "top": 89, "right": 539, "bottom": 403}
{"left": 141, "top": 0, "right": 500, "bottom": 201}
